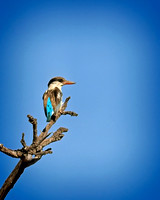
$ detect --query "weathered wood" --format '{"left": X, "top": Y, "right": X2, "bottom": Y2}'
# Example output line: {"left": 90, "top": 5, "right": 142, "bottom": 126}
{"left": 27, "top": 115, "right": 38, "bottom": 143}
{"left": 0, "top": 160, "right": 26, "bottom": 200}
{"left": 0, "top": 144, "right": 22, "bottom": 158}
{"left": 0, "top": 97, "right": 78, "bottom": 199}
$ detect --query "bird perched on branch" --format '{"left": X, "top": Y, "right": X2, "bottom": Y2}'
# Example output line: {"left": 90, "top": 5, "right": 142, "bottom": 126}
{"left": 43, "top": 77, "right": 75, "bottom": 122}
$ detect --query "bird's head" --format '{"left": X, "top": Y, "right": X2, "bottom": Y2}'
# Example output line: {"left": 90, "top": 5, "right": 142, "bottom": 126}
{"left": 48, "top": 76, "right": 75, "bottom": 89}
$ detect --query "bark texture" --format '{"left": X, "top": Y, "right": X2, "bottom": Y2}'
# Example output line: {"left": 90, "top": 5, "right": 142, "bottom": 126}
{"left": 0, "top": 97, "right": 77, "bottom": 200}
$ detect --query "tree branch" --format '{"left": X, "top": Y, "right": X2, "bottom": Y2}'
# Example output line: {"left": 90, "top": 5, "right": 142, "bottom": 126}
{"left": 0, "top": 96, "right": 78, "bottom": 200}
{"left": 41, "top": 127, "right": 68, "bottom": 148}
{"left": 34, "top": 148, "right": 53, "bottom": 156}
{"left": 62, "top": 111, "right": 78, "bottom": 116}
{"left": 0, "top": 160, "right": 26, "bottom": 200}
{"left": 0, "top": 144, "right": 22, "bottom": 158}
{"left": 20, "top": 133, "right": 27, "bottom": 148}
{"left": 27, "top": 115, "right": 38, "bottom": 143}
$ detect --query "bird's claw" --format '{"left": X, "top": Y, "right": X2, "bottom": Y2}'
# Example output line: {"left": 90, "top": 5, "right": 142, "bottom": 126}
{"left": 58, "top": 110, "right": 64, "bottom": 115}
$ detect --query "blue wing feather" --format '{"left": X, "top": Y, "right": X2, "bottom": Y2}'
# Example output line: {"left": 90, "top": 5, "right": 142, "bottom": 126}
{"left": 46, "top": 97, "right": 54, "bottom": 122}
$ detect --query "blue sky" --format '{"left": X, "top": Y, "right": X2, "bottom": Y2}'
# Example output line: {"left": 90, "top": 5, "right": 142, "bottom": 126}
{"left": 0, "top": 0, "right": 160, "bottom": 199}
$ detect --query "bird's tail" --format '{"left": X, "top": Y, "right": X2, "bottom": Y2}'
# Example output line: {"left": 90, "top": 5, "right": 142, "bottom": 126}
{"left": 46, "top": 113, "right": 51, "bottom": 122}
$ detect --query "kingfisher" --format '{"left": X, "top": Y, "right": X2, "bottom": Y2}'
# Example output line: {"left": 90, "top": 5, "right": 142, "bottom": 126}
{"left": 43, "top": 77, "right": 75, "bottom": 122}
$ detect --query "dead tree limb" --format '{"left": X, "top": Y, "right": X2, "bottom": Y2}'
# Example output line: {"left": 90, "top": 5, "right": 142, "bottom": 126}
{"left": 0, "top": 97, "right": 78, "bottom": 200}
{"left": 0, "top": 144, "right": 22, "bottom": 158}
{"left": 27, "top": 115, "right": 38, "bottom": 144}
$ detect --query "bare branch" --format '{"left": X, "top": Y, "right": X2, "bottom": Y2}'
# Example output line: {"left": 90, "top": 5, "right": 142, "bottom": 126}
{"left": 62, "top": 111, "right": 78, "bottom": 116}
{"left": 35, "top": 131, "right": 52, "bottom": 146}
{"left": 27, "top": 115, "right": 38, "bottom": 143}
{"left": 41, "top": 127, "right": 68, "bottom": 148}
{"left": 20, "top": 133, "right": 27, "bottom": 148}
{"left": 24, "top": 156, "right": 41, "bottom": 167}
{"left": 0, "top": 160, "right": 26, "bottom": 199}
{"left": 0, "top": 144, "right": 22, "bottom": 158}
{"left": 0, "top": 95, "right": 78, "bottom": 199}
{"left": 60, "top": 96, "right": 71, "bottom": 110}
{"left": 34, "top": 148, "right": 53, "bottom": 156}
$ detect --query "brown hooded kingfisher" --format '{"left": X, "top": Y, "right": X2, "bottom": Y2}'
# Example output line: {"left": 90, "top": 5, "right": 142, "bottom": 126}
{"left": 43, "top": 77, "right": 75, "bottom": 122}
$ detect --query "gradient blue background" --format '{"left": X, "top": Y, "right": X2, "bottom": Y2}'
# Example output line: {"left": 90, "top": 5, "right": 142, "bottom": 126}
{"left": 0, "top": 0, "right": 160, "bottom": 199}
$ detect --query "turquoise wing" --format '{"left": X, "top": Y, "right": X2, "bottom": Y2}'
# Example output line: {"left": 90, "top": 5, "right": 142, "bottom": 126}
{"left": 46, "top": 97, "right": 54, "bottom": 122}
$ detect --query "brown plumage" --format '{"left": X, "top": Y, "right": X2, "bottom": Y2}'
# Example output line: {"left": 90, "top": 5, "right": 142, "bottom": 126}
{"left": 42, "top": 87, "right": 62, "bottom": 117}
{"left": 47, "top": 77, "right": 66, "bottom": 87}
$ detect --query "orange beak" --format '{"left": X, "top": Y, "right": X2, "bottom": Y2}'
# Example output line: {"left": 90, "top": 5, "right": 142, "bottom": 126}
{"left": 63, "top": 80, "right": 76, "bottom": 85}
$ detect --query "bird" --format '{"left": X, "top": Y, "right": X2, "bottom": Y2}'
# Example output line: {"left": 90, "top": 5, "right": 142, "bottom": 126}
{"left": 43, "top": 76, "right": 75, "bottom": 122}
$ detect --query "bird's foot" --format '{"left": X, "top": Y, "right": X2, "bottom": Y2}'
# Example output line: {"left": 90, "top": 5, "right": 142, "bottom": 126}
{"left": 58, "top": 109, "right": 64, "bottom": 115}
